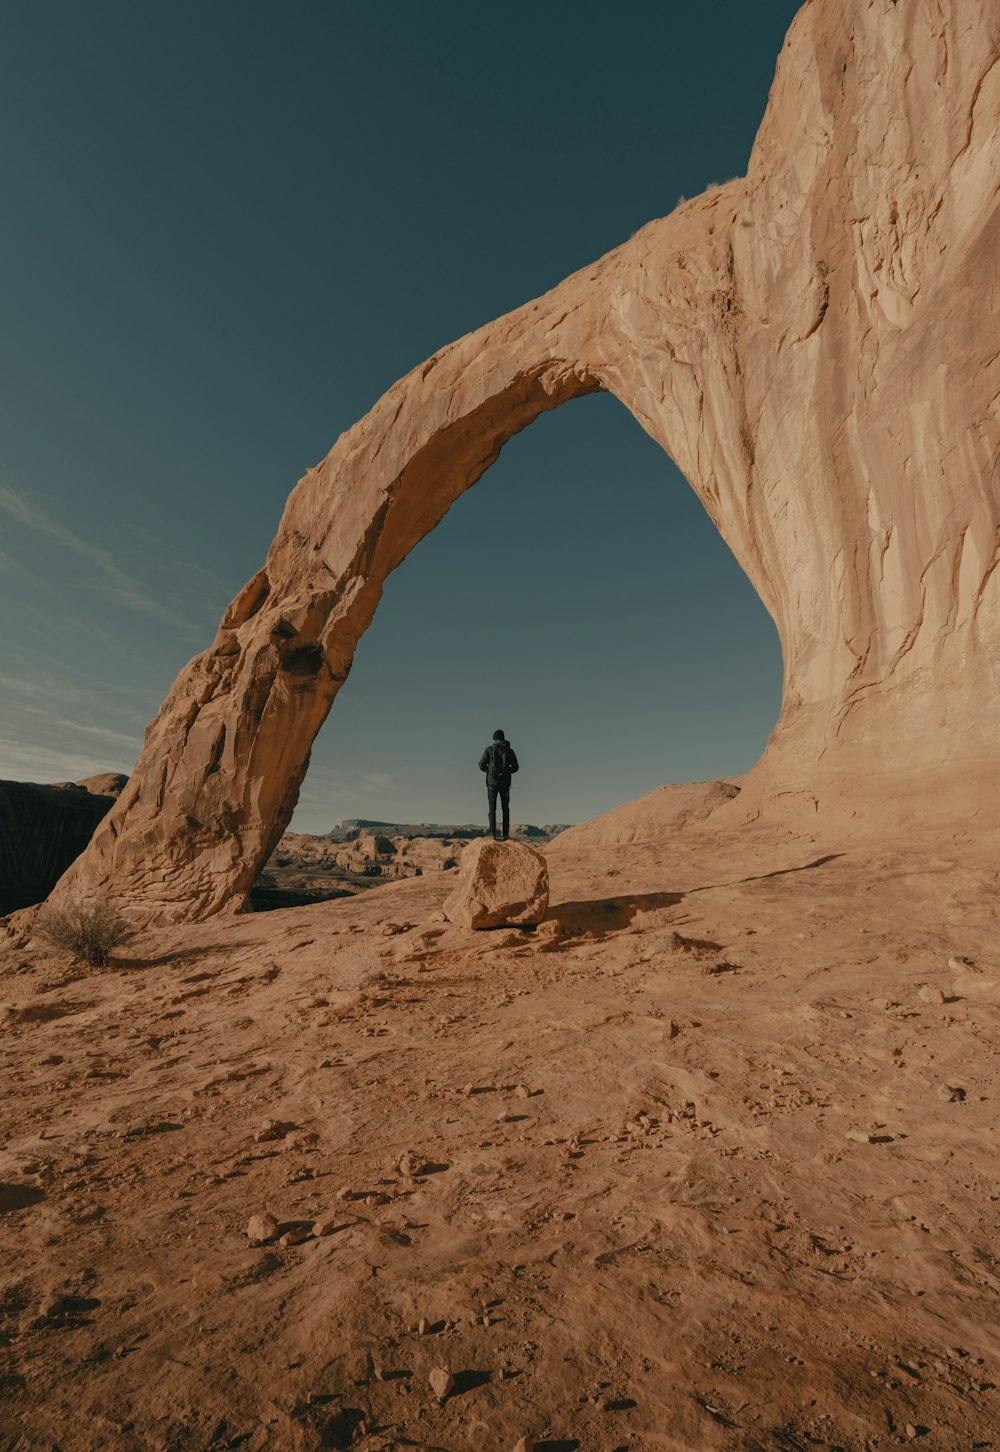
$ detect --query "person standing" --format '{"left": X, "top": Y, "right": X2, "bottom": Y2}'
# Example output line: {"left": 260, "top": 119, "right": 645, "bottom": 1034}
{"left": 479, "top": 729, "right": 519, "bottom": 840}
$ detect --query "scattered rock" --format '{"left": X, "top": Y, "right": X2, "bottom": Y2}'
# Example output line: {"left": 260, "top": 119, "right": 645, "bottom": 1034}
{"left": 254, "top": 1119, "right": 284, "bottom": 1144}
{"left": 428, "top": 1366, "right": 455, "bottom": 1399}
{"left": 278, "top": 1227, "right": 312, "bottom": 1247}
{"left": 312, "top": 1212, "right": 344, "bottom": 1237}
{"left": 246, "top": 1212, "right": 279, "bottom": 1245}
{"left": 513, "top": 1439, "right": 534, "bottom": 1452}
{"left": 283, "top": 1130, "right": 319, "bottom": 1151}
{"left": 918, "top": 984, "right": 947, "bottom": 1003}
{"left": 443, "top": 839, "right": 549, "bottom": 930}
{"left": 937, "top": 1084, "right": 966, "bottom": 1102}
{"left": 397, "top": 1150, "right": 428, "bottom": 1179}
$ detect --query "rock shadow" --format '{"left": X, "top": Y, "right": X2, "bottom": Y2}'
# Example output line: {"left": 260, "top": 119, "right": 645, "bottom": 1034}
{"left": 112, "top": 943, "right": 245, "bottom": 972}
{"left": 544, "top": 891, "right": 684, "bottom": 942}
{"left": 450, "top": 1368, "right": 493, "bottom": 1396}
{"left": 0, "top": 1182, "right": 44, "bottom": 1214}
{"left": 688, "top": 853, "right": 846, "bottom": 895}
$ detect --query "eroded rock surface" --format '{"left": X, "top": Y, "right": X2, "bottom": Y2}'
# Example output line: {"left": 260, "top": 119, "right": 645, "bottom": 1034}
{"left": 444, "top": 838, "right": 549, "bottom": 929}
{"left": 51, "top": 0, "right": 1000, "bottom": 921}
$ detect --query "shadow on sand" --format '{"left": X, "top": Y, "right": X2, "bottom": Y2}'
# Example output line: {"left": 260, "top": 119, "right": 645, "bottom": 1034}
{"left": 544, "top": 891, "right": 684, "bottom": 941}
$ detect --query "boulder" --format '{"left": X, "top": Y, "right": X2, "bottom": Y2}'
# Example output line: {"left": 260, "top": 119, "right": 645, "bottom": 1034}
{"left": 443, "top": 838, "right": 548, "bottom": 930}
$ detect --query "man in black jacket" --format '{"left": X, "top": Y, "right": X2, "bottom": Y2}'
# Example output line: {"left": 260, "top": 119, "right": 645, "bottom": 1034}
{"left": 479, "top": 729, "right": 519, "bottom": 840}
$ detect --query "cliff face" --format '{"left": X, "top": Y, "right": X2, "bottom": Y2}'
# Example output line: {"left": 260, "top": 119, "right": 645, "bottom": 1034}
{"left": 53, "top": 0, "right": 1000, "bottom": 922}
{"left": 0, "top": 781, "right": 116, "bottom": 916}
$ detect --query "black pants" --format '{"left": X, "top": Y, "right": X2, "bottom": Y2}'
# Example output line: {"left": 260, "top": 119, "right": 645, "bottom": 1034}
{"left": 487, "top": 781, "right": 510, "bottom": 838}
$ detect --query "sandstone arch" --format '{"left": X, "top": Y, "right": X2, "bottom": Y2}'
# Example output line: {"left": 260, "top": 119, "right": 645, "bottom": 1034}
{"left": 53, "top": 0, "right": 1000, "bottom": 922}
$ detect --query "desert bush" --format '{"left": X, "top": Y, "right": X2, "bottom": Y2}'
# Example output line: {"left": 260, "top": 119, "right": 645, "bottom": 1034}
{"left": 335, "top": 937, "right": 386, "bottom": 995}
{"left": 35, "top": 899, "right": 132, "bottom": 966}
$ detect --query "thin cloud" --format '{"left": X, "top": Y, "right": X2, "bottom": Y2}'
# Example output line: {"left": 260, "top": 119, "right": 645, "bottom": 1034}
{"left": 0, "top": 475, "right": 194, "bottom": 630}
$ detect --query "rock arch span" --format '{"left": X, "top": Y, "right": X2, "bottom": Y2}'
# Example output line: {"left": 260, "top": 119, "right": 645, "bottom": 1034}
{"left": 53, "top": 0, "right": 1000, "bottom": 922}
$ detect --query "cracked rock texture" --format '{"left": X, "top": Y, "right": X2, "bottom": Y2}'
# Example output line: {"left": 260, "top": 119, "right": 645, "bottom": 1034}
{"left": 443, "top": 839, "right": 550, "bottom": 930}
{"left": 51, "top": 0, "right": 1000, "bottom": 922}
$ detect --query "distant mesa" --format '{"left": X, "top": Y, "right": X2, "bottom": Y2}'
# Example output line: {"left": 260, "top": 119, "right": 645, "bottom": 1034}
{"left": 49, "top": 773, "right": 129, "bottom": 799}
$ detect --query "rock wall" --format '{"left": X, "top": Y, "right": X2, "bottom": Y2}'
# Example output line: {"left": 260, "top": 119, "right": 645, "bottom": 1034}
{"left": 0, "top": 781, "right": 117, "bottom": 916}
{"left": 52, "top": 0, "right": 1000, "bottom": 922}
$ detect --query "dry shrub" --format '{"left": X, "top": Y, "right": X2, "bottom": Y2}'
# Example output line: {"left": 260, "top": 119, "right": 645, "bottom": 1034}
{"left": 35, "top": 899, "right": 132, "bottom": 966}
{"left": 335, "top": 937, "right": 386, "bottom": 995}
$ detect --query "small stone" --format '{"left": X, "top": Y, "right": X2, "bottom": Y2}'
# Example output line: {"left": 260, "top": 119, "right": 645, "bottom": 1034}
{"left": 514, "top": 1084, "right": 531, "bottom": 1099}
{"left": 278, "top": 1227, "right": 311, "bottom": 1247}
{"left": 397, "top": 1150, "right": 427, "bottom": 1178}
{"left": 513, "top": 1439, "right": 534, "bottom": 1452}
{"left": 417, "top": 1317, "right": 428, "bottom": 1335}
{"left": 947, "top": 955, "right": 975, "bottom": 972}
{"left": 461, "top": 1082, "right": 475, "bottom": 1097}
{"left": 40, "top": 1293, "right": 70, "bottom": 1319}
{"left": 246, "top": 1212, "right": 279, "bottom": 1245}
{"left": 336, "top": 1187, "right": 353, "bottom": 1201}
{"left": 918, "top": 984, "right": 946, "bottom": 1004}
{"left": 312, "top": 1213, "right": 342, "bottom": 1237}
{"left": 284, "top": 1130, "right": 320, "bottom": 1151}
{"left": 937, "top": 1083, "right": 965, "bottom": 1102}
{"left": 254, "top": 1119, "right": 283, "bottom": 1143}
{"left": 905, "top": 1425, "right": 917, "bottom": 1440}
{"left": 428, "top": 1366, "right": 455, "bottom": 1399}
{"left": 496, "top": 1109, "right": 515, "bottom": 1124}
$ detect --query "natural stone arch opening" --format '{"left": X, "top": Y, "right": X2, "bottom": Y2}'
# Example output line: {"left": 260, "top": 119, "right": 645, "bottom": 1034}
{"left": 287, "top": 388, "right": 783, "bottom": 839}
{"left": 51, "top": 0, "right": 1000, "bottom": 923}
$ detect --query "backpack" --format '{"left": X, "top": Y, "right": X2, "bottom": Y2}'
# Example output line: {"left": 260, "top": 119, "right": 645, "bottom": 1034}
{"left": 489, "top": 742, "right": 513, "bottom": 777}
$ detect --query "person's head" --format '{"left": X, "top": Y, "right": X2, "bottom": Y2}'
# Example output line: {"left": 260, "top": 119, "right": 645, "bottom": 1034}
{"left": 493, "top": 729, "right": 505, "bottom": 741}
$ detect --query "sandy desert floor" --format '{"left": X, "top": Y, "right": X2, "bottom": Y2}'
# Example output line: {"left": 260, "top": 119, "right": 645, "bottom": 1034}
{"left": 3, "top": 786, "right": 1000, "bottom": 1451}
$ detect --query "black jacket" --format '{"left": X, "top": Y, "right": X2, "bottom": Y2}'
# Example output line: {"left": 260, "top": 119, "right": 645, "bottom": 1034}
{"left": 479, "top": 738, "right": 519, "bottom": 786}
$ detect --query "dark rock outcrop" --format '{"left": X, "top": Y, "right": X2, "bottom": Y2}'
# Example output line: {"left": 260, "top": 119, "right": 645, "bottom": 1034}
{"left": 0, "top": 781, "right": 117, "bottom": 916}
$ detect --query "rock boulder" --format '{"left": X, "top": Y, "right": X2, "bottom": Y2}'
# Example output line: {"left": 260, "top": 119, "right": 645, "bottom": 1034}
{"left": 443, "top": 838, "right": 549, "bottom": 930}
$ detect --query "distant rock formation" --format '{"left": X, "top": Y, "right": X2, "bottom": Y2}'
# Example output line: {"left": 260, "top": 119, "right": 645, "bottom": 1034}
{"left": 0, "top": 780, "right": 117, "bottom": 916}
{"left": 51, "top": 0, "right": 1000, "bottom": 923}
{"left": 329, "top": 818, "right": 567, "bottom": 842}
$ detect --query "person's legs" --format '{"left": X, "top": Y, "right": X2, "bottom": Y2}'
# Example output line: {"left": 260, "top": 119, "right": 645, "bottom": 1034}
{"left": 488, "top": 783, "right": 498, "bottom": 838}
{"left": 500, "top": 784, "right": 510, "bottom": 839}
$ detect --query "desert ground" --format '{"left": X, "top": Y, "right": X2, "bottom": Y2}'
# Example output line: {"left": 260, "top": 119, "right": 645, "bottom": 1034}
{"left": 3, "top": 780, "right": 1000, "bottom": 1451}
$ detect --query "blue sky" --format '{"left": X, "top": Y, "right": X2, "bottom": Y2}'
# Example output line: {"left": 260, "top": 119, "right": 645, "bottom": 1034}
{"left": 0, "top": 1, "right": 797, "bottom": 830}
